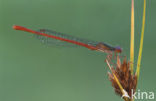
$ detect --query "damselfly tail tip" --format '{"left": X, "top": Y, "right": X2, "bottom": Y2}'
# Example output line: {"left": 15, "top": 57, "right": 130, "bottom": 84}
{"left": 13, "top": 25, "right": 25, "bottom": 30}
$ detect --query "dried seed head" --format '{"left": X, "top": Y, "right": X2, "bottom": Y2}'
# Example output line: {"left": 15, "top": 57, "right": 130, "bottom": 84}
{"left": 108, "top": 56, "right": 137, "bottom": 98}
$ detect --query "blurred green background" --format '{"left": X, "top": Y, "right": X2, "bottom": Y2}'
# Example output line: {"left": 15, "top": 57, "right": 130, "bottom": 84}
{"left": 0, "top": 0, "right": 156, "bottom": 101}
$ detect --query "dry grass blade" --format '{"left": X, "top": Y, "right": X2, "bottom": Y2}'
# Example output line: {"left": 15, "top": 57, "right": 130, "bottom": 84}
{"left": 130, "top": 0, "right": 135, "bottom": 75}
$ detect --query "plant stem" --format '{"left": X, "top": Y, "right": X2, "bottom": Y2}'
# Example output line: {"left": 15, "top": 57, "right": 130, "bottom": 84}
{"left": 136, "top": 0, "right": 146, "bottom": 79}
{"left": 130, "top": 0, "right": 135, "bottom": 75}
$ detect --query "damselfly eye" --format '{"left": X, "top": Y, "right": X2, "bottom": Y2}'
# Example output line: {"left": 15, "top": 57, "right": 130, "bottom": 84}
{"left": 115, "top": 46, "right": 122, "bottom": 53}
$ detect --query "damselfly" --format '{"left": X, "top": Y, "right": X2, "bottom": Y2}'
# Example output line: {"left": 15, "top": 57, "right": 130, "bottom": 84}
{"left": 13, "top": 25, "right": 122, "bottom": 57}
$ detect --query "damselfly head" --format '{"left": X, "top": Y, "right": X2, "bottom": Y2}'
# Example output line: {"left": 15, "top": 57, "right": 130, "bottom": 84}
{"left": 115, "top": 46, "right": 122, "bottom": 53}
